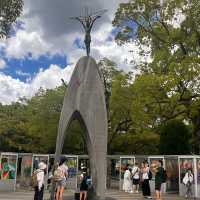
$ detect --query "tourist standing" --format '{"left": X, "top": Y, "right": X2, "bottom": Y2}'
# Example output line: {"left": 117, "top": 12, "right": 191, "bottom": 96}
{"left": 34, "top": 162, "right": 47, "bottom": 200}
{"left": 123, "top": 165, "right": 133, "bottom": 193}
{"left": 54, "top": 156, "right": 68, "bottom": 200}
{"left": 132, "top": 162, "right": 140, "bottom": 193}
{"left": 79, "top": 173, "right": 88, "bottom": 200}
{"left": 155, "top": 160, "right": 165, "bottom": 200}
{"left": 183, "top": 168, "right": 194, "bottom": 198}
{"left": 141, "top": 161, "right": 152, "bottom": 199}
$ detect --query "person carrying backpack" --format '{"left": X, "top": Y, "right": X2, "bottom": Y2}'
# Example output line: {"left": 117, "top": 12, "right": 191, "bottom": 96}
{"left": 33, "top": 162, "right": 47, "bottom": 200}
{"left": 155, "top": 160, "right": 165, "bottom": 200}
{"left": 53, "top": 156, "right": 68, "bottom": 200}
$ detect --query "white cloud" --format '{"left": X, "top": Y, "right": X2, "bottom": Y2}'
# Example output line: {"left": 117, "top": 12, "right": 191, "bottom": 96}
{"left": 0, "top": 64, "right": 74, "bottom": 105}
{"left": 29, "top": 64, "right": 74, "bottom": 96}
{"left": 0, "top": 0, "right": 148, "bottom": 104}
{"left": 2, "top": 0, "right": 131, "bottom": 61}
{"left": 5, "top": 30, "right": 53, "bottom": 59}
{"left": 0, "top": 73, "right": 29, "bottom": 104}
{"left": 0, "top": 59, "right": 6, "bottom": 69}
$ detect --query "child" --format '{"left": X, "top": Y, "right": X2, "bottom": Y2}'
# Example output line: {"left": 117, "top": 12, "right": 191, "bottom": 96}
{"left": 80, "top": 173, "right": 88, "bottom": 200}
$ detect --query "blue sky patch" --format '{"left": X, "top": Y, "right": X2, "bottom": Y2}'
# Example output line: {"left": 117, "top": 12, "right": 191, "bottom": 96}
{"left": 73, "top": 37, "right": 85, "bottom": 49}
{"left": 2, "top": 54, "right": 68, "bottom": 82}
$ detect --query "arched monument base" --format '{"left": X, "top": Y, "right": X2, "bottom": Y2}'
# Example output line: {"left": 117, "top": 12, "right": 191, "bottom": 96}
{"left": 52, "top": 56, "right": 108, "bottom": 200}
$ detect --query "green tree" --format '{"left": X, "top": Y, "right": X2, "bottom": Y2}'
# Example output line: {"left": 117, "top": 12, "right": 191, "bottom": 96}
{"left": 0, "top": 0, "right": 23, "bottom": 38}
{"left": 98, "top": 58, "right": 121, "bottom": 112}
{"left": 0, "top": 102, "right": 34, "bottom": 152}
{"left": 63, "top": 120, "right": 87, "bottom": 155}
{"left": 159, "top": 119, "right": 191, "bottom": 154}
{"left": 26, "top": 86, "right": 65, "bottom": 153}
{"left": 113, "top": 0, "right": 200, "bottom": 153}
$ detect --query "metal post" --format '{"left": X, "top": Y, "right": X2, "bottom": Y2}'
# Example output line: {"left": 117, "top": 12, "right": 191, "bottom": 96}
{"left": 194, "top": 157, "right": 198, "bottom": 198}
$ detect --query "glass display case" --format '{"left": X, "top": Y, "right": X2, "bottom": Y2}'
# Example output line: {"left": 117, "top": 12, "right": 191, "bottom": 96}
{"left": 0, "top": 153, "right": 18, "bottom": 191}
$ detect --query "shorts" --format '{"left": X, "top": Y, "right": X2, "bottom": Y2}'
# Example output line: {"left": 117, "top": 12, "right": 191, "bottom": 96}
{"left": 56, "top": 179, "right": 66, "bottom": 187}
{"left": 132, "top": 178, "right": 140, "bottom": 185}
{"left": 155, "top": 182, "right": 162, "bottom": 191}
{"left": 80, "top": 185, "right": 88, "bottom": 191}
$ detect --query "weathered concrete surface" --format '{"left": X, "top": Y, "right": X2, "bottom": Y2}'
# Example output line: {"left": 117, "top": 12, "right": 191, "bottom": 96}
{"left": 54, "top": 56, "right": 108, "bottom": 200}
{"left": 0, "top": 190, "right": 189, "bottom": 200}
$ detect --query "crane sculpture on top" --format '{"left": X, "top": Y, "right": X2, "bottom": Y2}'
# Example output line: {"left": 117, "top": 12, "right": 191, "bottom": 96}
{"left": 70, "top": 8, "right": 107, "bottom": 56}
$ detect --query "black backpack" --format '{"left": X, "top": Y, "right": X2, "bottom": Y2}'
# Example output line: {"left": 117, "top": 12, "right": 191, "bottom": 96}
{"left": 148, "top": 170, "right": 152, "bottom": 180}
{"left": 162, "top": 169, "right": 167, "bottom": 183}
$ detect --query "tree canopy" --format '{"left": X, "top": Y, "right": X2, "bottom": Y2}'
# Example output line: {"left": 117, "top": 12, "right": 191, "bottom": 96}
{"left": 0, "top": 59, "right": 160, "bottom": 155}
{"left": 0, "top": 0, "right": 199, "bottom": 155}
{"left": 0, "top": 0, "right": 23, "bottom": 38}
{"left": 113, "top": 0, "right": 200, "bottom": 153}
{"left": 159, "top": 119, "right": 191, "bottom": 154}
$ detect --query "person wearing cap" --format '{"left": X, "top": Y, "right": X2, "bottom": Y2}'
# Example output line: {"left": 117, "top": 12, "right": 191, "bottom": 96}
{"left": 34, "top": 162, "right": 47, "bottom": 200}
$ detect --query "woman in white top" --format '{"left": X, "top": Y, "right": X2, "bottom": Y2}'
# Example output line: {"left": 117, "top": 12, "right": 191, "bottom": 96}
{"left": 123, "top": 165, "right": 133, "bottom": 193}
{"left": 55, "top": 156, "right": 68, "bottom": 200}
{"left": 34, "top": 162, "right": 47, "bottom": 200}
{"left": 141, "top": 161, "right": 152, "bottom": 199}
{"left": 132, "top": 162, "right": 140, "bottom": 193}
{"left": 183, "top": 168, "right": 194, "bottom": 198}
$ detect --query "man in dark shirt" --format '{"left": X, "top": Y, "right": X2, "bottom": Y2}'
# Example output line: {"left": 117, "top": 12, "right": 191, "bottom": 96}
{"left": 155, "top": 160, "right": 165, "bottom": 200}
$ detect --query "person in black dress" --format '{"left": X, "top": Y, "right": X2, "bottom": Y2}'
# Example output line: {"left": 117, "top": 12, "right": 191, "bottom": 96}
{"left": 80, "top": 173, "right": 88, "bottom": 200}
{"left": 155, "top": 160, "right": 164, "bottom": 200}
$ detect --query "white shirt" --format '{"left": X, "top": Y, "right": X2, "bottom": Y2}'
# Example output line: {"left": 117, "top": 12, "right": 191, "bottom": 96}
{"left": 132, "top": 166, "right": 140, "bottom": 179}
{"left": 36, "top": 169, "right": 44, "bottom": 190}
{"left": 124, "top": 170, "right": 131, "bottom": 180}
{"left": 59, "top": 164, "right": 68, "bottom": 180}
{"left": 142, "top": 167, "right": 149, "bottom": 180}
{"left": 183, "top": 172, "right": 193, "bottom": 184}
{"left": 123, "top": 169, "right": 132, "bottom": 192}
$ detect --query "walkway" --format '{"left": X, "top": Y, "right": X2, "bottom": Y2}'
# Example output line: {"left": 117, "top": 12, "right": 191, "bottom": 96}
{"left": 0, "top": 190, "right": 189, "bottom": 200}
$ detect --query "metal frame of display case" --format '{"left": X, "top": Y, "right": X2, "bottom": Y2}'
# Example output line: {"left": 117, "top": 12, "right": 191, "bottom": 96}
{"left": 178, "top": 155, "right": 199, "bottom": 198}
{"left": 0, "top": 152, "right": 18, "bottom": 191}
{"left": 64, "top": 155, "right": 79, "bottom": 190}
{"left": 195, "top": 155, "right": 200, "bottom": 198}
{"left": 164, "top": 155, "right": 179, "bottom": 193}
{"left": 119, "top": 156, "right": 135, "bottom": 190}
{"left": 31, "top": 154, "right": 49, "bottom": 174}
{"left": 0, "top": 152, "right": 199, "bottom": 198}
{"left": 31, "top": 154, "right": 50, "bottom": 189}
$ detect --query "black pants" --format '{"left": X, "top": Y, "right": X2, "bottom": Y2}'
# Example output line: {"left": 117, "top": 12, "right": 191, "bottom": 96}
{"left": 34, "top": 185, "right": 44, "bottom": 200}
{"left": 142, "top": 179, "right": 151, "bottom": 196}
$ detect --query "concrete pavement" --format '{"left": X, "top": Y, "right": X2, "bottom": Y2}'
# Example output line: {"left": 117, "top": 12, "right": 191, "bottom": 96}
{"left": 0, "top": 190, "right": 189, "bottom": 200}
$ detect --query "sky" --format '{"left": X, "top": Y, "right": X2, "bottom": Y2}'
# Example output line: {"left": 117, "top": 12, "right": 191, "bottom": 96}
{"left": 0, "top": 0, "right": 146, "bottom": 105}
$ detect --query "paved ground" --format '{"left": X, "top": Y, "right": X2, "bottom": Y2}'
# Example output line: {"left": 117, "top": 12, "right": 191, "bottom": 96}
{"left": 0, "top": 190, "right": 190, "bottom": 200}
